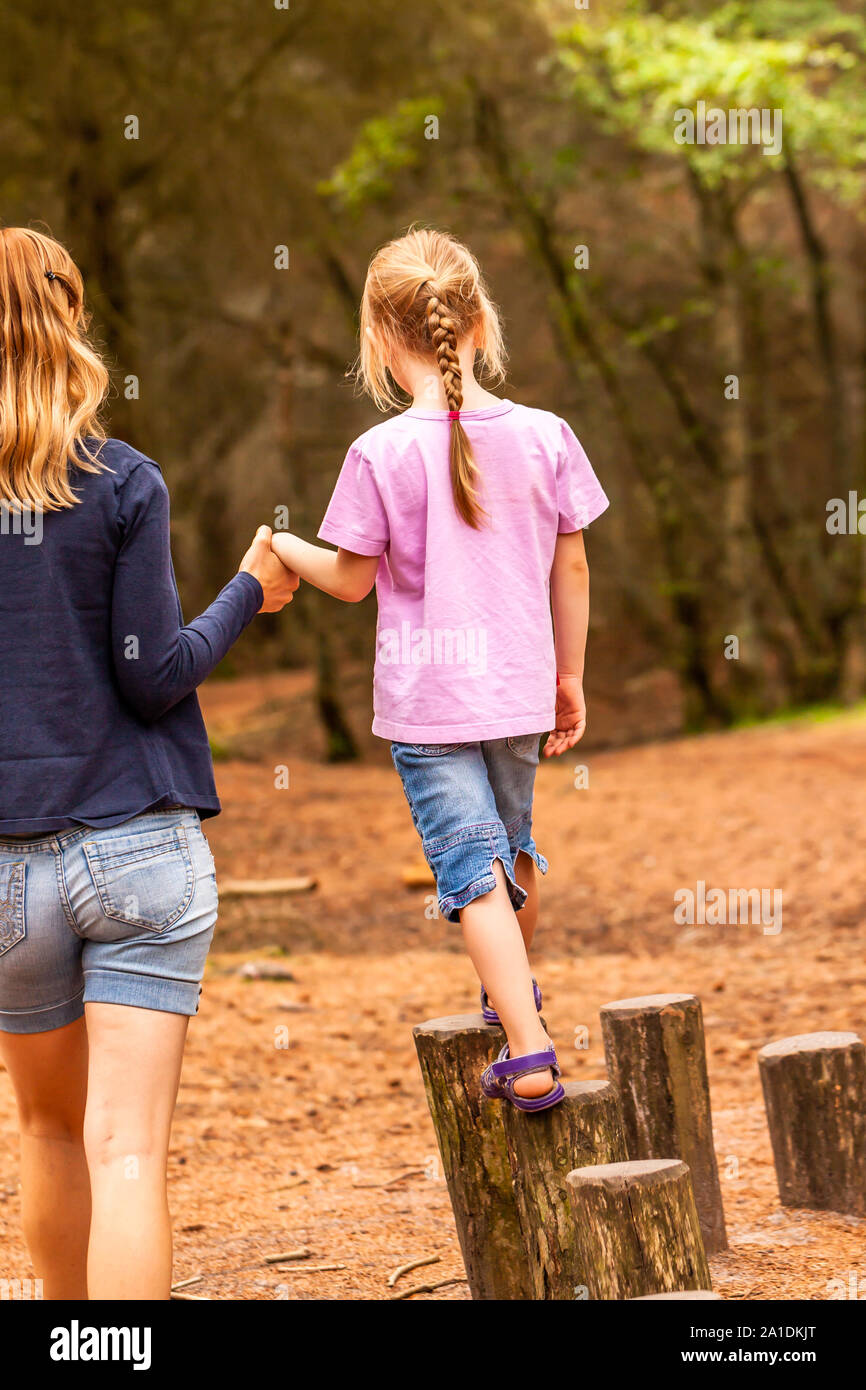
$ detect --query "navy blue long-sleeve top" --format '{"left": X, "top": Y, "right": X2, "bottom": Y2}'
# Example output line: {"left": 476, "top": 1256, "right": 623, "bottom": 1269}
{"left": 0, "top": 438, "right": 263, "bottom": 833}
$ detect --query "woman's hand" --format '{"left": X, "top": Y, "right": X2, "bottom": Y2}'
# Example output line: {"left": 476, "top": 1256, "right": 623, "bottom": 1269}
{"left": 543, "top": 675, "right": 586, "bottom": 757}
{"left": 239, "top": 526, "right": 300, "bottom": 612}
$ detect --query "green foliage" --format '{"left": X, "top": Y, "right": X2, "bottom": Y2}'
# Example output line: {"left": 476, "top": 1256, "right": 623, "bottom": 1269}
{"left": 554, "top": 1, "right": 865, "bottom": 192}
{"left": 319, "top": 99, "right": 442, "bottom": 213}
{"left": 733, "top": 697, "right": 866, "bottom": 730}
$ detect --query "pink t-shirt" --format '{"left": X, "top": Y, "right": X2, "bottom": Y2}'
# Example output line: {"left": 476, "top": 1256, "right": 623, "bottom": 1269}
{"left": 318, "top": 399, "right": 609, "bottom": 742}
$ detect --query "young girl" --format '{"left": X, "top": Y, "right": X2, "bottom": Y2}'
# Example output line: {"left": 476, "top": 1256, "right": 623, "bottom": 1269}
{"left": 271, "top": 228, "right": 608, "bottom": 1110}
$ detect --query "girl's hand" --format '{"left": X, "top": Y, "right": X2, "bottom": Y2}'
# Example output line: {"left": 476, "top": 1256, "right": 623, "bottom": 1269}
{"left": 269, "top": 531, "right": 378, "bottom": 603}
{"left": 543, "top": 675, "right": 586, "bottom": 757}
{"left": 239, "top": 526, "right": 300, "bottom": 612}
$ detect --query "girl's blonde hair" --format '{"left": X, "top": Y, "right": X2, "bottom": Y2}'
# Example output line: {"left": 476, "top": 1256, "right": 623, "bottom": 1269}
{"left": 358, "top": 228, "right": 505, "bottom": 528}
{"left": 0, "top": 227, "right": 109, "bottom": 511}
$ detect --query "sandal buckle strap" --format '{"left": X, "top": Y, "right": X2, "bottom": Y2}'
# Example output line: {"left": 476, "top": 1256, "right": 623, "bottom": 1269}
{"left": 490, "top": 1047, "right": 558, "bottom": 1079}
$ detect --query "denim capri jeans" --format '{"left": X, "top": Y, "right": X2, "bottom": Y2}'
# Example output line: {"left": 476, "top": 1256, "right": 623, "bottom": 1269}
{"left": 390, "top": 733, "right": 548, "bottom": 922}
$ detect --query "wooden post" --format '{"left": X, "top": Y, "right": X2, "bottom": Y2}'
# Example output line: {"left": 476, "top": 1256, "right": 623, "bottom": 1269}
{"left": 501, "top": 1080, "right": 628, "bottom": 1300}
{"left": 600, "top": 993, "right": 727, "bottom": 1253}
{"left": 412, "top": 1014, "right": 532, "bottom": 1300}
{"left": 757, "top": 1031, "right": 866, "bottom": 1215}
{"left": 567, "top": 1158, "right": 712, "bottom": 1300}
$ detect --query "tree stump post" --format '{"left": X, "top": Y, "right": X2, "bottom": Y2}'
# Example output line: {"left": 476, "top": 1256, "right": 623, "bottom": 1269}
{"left": 566, "top": 1158, "right": 711, "bottom": 1300}
{"left": 501, "top": 1080, "right": 628, "bottom": 1300}
{"left": 412, "top": 1014, "right": 532, "bottom": 1299}
{"left": 757, "top": 1031, "right": 866, "bottom": 1215}
{"left": 600, "top": 993, "right": 727, "bottom": 1253}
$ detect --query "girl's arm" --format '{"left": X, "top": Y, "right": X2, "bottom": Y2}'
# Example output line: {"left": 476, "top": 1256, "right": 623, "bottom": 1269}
{"left": 270, "top": 532, "right": 378, "bottom": 603}
{"left": 111, "top": 470, "right": 298, "bottom": 724}
{"left": 545, "top": 528, "right": 590, "bottom": 758}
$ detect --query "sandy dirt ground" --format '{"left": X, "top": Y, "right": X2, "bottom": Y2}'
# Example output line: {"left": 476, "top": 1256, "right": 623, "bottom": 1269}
{"left": 1, "top": 675, "right": 865, "bottom": 1300}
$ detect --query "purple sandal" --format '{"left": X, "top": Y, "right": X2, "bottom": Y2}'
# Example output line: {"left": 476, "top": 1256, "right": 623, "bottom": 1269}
{"left": 480, "top": 977, "right": 542, "bottom": 1026}
{"left": 481, "top": 1043, "right": 565, "bottom": 1113}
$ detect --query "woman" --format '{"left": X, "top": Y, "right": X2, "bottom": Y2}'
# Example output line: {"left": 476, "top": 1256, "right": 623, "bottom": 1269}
{"left": 0, "top": 227, "right": 297, "bottom": 1300}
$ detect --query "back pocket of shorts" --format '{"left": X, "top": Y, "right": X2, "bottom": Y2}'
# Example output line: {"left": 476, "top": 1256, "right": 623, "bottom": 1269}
{"left": 83, "top": 827, "right": 194, "bottom": 934}
{"left": 0, "top": 862, "right": 25, "bottom": 956}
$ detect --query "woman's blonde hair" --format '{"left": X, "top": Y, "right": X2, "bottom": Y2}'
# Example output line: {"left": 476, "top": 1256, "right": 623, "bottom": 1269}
{"left": 358, "top": 227, "right": 505, "bottom": 529}
{"left": 0, "top": 227, "right": 109, "bottom": 511}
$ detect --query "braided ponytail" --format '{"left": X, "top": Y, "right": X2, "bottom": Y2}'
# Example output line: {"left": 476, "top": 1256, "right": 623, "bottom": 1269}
{"left": 358, "top": 227, "right": 506, "bottom": 530}
{"left": 425, "top": 292, "right": 484, "bottom": 529}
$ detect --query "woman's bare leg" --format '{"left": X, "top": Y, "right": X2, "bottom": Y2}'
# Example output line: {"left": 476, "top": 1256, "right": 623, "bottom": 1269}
{"left": 84, "top": 1002, "right": 188, "bottom": 1301}
{"left": 0, "top": 1017, "right": 90, "bottom": 1299}
{"left": 460, "top": 860, "right": 553, "bottom": 1099}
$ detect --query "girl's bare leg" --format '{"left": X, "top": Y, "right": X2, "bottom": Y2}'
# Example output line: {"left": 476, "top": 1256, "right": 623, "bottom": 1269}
{"left": 481, "top": 849, "right": 541, "bottom": 1019}
{"left": 0, "top": 1017, "right": 91, "bottom": 1299}
{"left": 460, "top": 860, "right": 554, "bottom": 1099}
{"left": 84, "top": 1002, "right": 188, "bottom": 1301}
{"left": 513, "top": 850, "right": 539, "bottom": 950}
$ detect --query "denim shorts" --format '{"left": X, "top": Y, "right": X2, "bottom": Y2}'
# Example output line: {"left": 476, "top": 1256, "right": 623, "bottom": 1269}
{"left": 0, "top": 808, "right": 218, "bottom": 1034}
{"left": 390, "top": 735, "right": 549, "bottom": 922}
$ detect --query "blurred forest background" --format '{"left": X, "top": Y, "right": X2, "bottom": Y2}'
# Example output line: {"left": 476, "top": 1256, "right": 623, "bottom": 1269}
{"left": 2, "top": 0, "right": 864, "bottom": 756}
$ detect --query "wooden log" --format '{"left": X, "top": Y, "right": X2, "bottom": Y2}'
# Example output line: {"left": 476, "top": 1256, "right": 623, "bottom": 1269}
{"left": 401, "top": 863, "right": 436, "bottom": 888}
{"left": 237, "top": 961, "right": 296, "bottom": 981}
{"left": 757, "top": 1031, "right": 866, "bottom": 1215}
{"left": 600, "top": 993, "right": 727, "bottom": 1253}
{"left": 566, "top": 1158, "right": 711, "bottom": 1300}
{"left": 219, "top": 876, "right": 317, "bottom": 897}
{"left": 501, "top": 1080, "right": 628, "bottom": 1300}
{"left": 412, "top": 1014, "right": 532, "bottom": 1300}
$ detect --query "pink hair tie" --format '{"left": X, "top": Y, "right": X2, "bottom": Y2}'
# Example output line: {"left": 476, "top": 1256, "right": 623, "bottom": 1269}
{"left": 448, "top": 410, "right": 461, "bottom": 421}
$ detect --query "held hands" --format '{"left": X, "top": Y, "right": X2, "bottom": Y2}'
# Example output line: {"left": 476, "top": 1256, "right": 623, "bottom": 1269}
{"left": 543, "top": 674, "right": 587, "bottom": 758}
{"left": 239, "top": 526, "right": 300, "bottom": 613}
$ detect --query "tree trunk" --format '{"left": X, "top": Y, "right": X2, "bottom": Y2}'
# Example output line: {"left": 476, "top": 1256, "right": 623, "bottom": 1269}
{"left": 783, "top": 157, "right": 859, "bottom": 693}
{"left": 501, "top": 1080, "right": 627, "bottom": 1299}
{"left": 758, "top": 1031, "right": 866, "bottom": 1216}
{"left": 837, "top": 235, "right": 866, "bottom": 701}
{"left": 687, "top": 167, "right": 765, "bottom": 715}
{"left": 275, "top": 352, "right": 359, "bottom": 761}
{"left": 725, "top": 211, "right": 835, "bottom": 705}
{"left": 783, "top": 157, "right": 850, "bottom": 495}
{"left": 566, "top": 1158, "right": 711, "bottom": 1300}
{"left": 412, "top": 1014, "right": 533, "bottom": 1300}
{"left": 600, "top": 993, "right": 727, "bottom": 1253}
{"left": 312, "top": 589, "right": 360, "bottom": 762}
